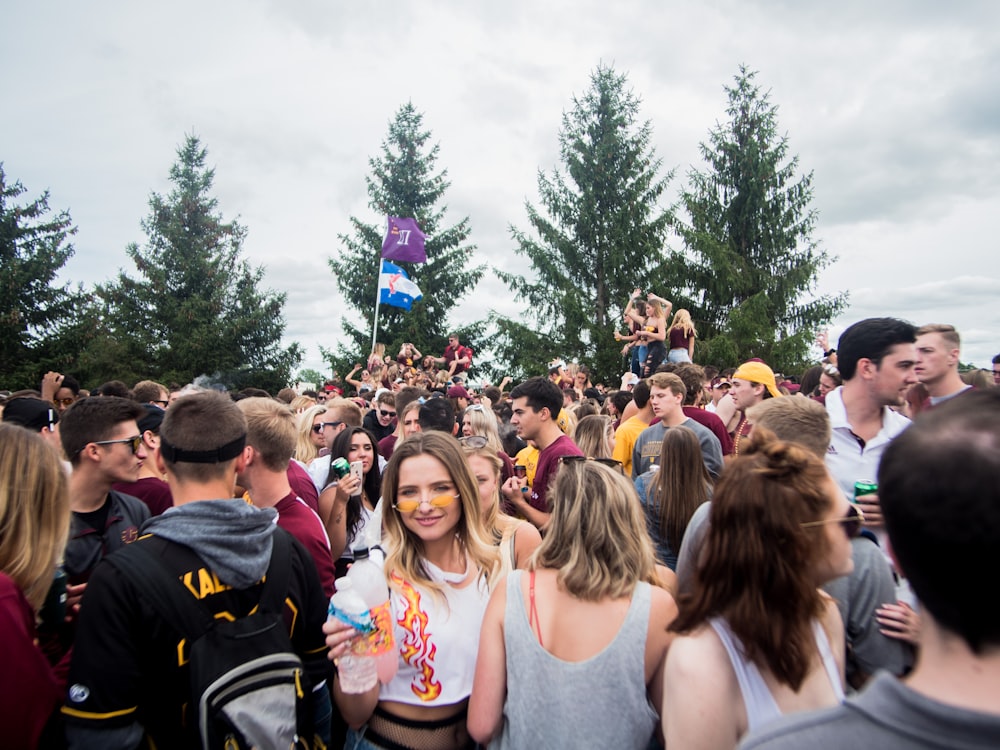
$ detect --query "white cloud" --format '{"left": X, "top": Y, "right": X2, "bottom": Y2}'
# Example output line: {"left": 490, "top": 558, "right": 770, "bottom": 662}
{"left": 2, "top": 0, "right": 998, "bottom": 385}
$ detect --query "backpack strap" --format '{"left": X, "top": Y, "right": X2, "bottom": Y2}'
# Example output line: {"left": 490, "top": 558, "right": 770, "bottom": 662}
{"left": 105, "top": 529, "right": 294, "bottom": 643}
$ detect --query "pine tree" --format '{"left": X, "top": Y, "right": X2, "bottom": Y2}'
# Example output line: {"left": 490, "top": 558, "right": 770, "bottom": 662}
{"left": 671, "top": 66, "right": 846, "bottom": 371}
{"left": 495, "top": 64, "right": 673, "bottom": 383}
{"left": 96, "top": 136, "right": 301, "bottom": 392}
{"left": 0, "top": 164, "right": 92, "bottom": 389}
{"left": 327, "top": 103, "right": 483, "bottom": 373}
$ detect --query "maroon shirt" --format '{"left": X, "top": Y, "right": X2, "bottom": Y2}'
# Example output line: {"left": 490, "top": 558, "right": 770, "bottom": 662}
{"left": 529, "top": 435, "right": 583, "bottom": 513}
{"left": 274, "top": 492, "right": 336, "bottom": 600}
{"left": 683, "top": 406, "right": 734, "bottom": 456}
{"left": 0, "top": 574, "right": 64, "bottom": 748}
{"left": 113, "top": 476, "right": 173, "bottom": 516}
{"left": 287, "top": 461, "right": 320, "bottom": 515}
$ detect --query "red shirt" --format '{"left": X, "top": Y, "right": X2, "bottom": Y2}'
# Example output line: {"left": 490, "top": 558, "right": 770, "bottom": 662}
{"left": 274, "top": 492, "right": 336, "bottom": 600}
{"left": 113, "top": 476, "right": 173, "bottom": 516}
{"left": 443, "top": 344, "right": 472, "bottom": 374}
{"left": 683, "top": 406, "right": 734, "bottom": 455}
{"left": 529, "top": 435, "right": 583, "bottom": 513}
{"left": 0, "top": 573, "right": 63, "bottom": 748}
{"left": 287, "top": 461, "right": 320, "bottom": 515}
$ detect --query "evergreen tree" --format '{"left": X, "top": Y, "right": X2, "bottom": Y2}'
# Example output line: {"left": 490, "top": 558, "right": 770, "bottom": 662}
{"left": 671, "top": 66, "right": 846, "bottom": 371}
{"left": 495, "top": 64, "right": 674, "bottom": 383}
{"left": 97, "top": 136, "right": 301, "bottom": 392}
{"left": 327, "top": 103, "right": 483, "bottom": 374}
{"left": 0, "top": 164, "right": 92, "bottom": 389}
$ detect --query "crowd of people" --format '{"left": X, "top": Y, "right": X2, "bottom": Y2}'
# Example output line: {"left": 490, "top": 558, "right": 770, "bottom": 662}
{"left": 1, "top": 319, "right": 998, "bottom": 749}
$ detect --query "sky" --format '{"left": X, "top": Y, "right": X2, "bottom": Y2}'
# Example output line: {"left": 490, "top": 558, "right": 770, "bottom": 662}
{"left": 2, "top": 1, "right": 998, "bottom": 378}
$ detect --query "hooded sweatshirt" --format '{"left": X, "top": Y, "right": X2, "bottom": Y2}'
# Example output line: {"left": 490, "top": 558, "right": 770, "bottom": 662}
{"left": 143, "top": 498, "right": 277, "bottom": 588}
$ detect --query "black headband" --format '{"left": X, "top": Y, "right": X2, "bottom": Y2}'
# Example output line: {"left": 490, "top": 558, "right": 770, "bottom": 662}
{"left": 159, "top": 434, "right": 246, "bottom": 464}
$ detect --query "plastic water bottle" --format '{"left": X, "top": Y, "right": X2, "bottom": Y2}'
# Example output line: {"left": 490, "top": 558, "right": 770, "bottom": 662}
{"left": 328, "top": 577, "right": 377, "bottom": 693}
{"left": 347, "top": 546, "right": 398, "bottom": 683}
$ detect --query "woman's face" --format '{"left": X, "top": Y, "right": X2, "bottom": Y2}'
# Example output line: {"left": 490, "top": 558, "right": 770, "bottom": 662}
{"left": 818, "top": 373, "right": 837, "bottom": 396}
{"left": 310, "top": 414, "right": 326, "bottom": 448}
{"left": 466, "top": 454, "right": 499, "bottom": 516}
{"left": 462, "top": 415, "right": 474, "bottom": 437}
{"left": 402, "top": 409, "right": 421, "bottom": 438}
{"left": 348, "top": 433, "right": 375, "bottom": 474}
{"left": 396, "top": 454, "right": 462, "bottom": 545}
{"left": 811, "top": 474, "right": 856, "bottom": 585}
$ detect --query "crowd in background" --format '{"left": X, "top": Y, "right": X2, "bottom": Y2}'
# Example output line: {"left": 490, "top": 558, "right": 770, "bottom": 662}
{"left": 1, "top": 316, "right": 999, "bottom": 749}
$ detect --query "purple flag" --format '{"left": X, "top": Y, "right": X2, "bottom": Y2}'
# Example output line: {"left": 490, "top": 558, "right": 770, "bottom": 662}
{"left": 381, "top": 216, "right": 427, "bottom": 263}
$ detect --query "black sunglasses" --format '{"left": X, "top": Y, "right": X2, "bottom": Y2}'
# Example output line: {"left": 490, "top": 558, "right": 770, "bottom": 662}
{"left": 92, "top": 435, "right": 143, "bottom": 455}
{"left": 559, "top": 455, "right": 624, "bottom": 473}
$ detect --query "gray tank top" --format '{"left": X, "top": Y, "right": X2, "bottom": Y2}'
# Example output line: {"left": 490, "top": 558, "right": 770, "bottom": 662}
{"left": 494, "top": 570, "right": 659, "bottom": 749}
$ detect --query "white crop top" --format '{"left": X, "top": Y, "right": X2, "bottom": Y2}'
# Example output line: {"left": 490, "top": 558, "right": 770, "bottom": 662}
{"left": 378, "top": 559, "right": 490, "bottom": 707}
{"left": 709, "top": 616, "right": 844, "bottom": 731}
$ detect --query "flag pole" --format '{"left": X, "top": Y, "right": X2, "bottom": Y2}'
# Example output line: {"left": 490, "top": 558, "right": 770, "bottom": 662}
{"left": 371, "top": 257, "right": 382, "bottom": 356}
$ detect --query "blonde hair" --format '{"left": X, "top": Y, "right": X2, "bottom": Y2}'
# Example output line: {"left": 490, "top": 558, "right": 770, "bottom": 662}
{"left": 0, "top": 424, "right": 70, "bottom": 610}
{"left": 669, "top": 308, "right": 697, "bottom": 338}
{"left": 294, "top": 404, "right": 328, "bottom": 464}
{"left": 381, "top": 433, "right": 499, "bottom": 598}
{"left": 237, "top": 397, "right": 296, "bottom": 472}
{"left": 574, "top": 414, "right": 614, "bottom": 459}
{"left": 289, "top": 395, "right": 316, "bottom": 413}
{"left": 462, "top": 406, "right": 503, "bottom": 453}
{"left": 532, "top": 460, "right": 657, "bottom": 600}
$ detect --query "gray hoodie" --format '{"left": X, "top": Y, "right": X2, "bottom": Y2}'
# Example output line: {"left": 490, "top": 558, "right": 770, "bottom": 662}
{"left": 143, "top": 498, "right": 277, "bottom": 588}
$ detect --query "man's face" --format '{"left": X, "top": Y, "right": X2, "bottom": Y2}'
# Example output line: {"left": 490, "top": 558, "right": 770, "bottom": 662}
{"left": 869, "top": 343, "right": 918, "bottom": 407}
{"left": 53, "top": 387, "right": 77, "bottom": 415}
{"left": 510, "top": 397, "right": 543, "bottom": 441}
{"left": 448, "top": 336, "right": 459, "bottom": 349}
{"left": 376, "top": 401, "right": 396, "bottom": 427}
{"left": 729, "top": 378, "right": 762, "bottom": 410}
{"left": 711, "top": 382, "right": 730, "bottom": 405}
{"left": 914, "top": 332, "right": 956, "bottom": 387}
{"left": 97, "top": 420, "right": 147, "bottom": 483}
{"left": 316, "top": 392, "right": 328, "bottom": 404}
{"left": 649, "top": 386, "right": 682, "bottom": 421}
{"left": 994, "top": 362, "right": 1000, "bottom": 386}
{"left": 322, "top": 417, "right": 346, "bottom": 449}
{"left": 153, "top": 389, "right": 169, "bottom": 408}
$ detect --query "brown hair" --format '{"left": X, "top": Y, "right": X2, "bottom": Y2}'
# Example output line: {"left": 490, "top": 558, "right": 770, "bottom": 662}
{"left": 59, "top": 396, "right": 145, "bottom": 465}
{"left": 574, "top": 414, "right": 614, "bottom": 460}
{"left": 648, "top": 371, "right": 686, "bottom": 400}
{"left": 650, "top": 426, "right": 712, "bottom": 553}
{"left": 160, "top": 391, "right": 247, "bottom": 483}
{"left": 533, "top": 460, "right": 657, "bottom": 600}
{"left": 671, "top": 428, "right": 834, "bottom": 690}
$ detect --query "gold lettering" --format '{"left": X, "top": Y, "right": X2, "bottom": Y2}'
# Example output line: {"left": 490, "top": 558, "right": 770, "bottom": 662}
{"left": 198, "top": 568, "right": 215, "bottom": 598}
{"left": 181, "top": 572, "right": 199, "bottom": 598}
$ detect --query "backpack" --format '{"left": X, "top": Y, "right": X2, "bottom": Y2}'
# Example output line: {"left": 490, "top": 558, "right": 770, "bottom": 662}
{"left": 107, "top": 530, "right": 312, "bottom": 750}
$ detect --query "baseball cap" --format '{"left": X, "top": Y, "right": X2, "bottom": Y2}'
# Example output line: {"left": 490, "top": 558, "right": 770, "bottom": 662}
{"left": 137, "top": 403, "right": 165, "bottom": 434}
{"left": 2, "top": 398, "right": 59, "bottom": 431}
{"left": 732, "top": 361, "right": 782, "bottom": 398}
{"left": 447, "top": 385, "right": 472, "bottom": 399}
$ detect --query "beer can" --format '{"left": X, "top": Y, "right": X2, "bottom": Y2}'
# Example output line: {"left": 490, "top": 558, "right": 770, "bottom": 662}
{"left": 853, "top": 480, "right": 878, "bottom": 502}
{"left": 332, "top": 456, "right": 352, "bottom": 479}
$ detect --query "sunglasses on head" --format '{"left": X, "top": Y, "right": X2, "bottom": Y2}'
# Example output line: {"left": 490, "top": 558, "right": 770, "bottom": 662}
{"left": 559, "top": 455, "right": 624, "bottom": 473}
{"left": 393, "top": 494, "right": 458, "bottom": 513}
{"left": 458, "top": 435, "right": 488, "bottom": 449}
{"left": 801, "top": 503, "right": 865, "bottom": 539}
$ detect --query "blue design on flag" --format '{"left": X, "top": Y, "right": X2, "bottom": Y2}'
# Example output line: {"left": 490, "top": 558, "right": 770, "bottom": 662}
{"left": 379, "top": 261, "right": 423, "bottom": 311}
{"left": 381, "top": 216, "right": 427, "bottom": 263}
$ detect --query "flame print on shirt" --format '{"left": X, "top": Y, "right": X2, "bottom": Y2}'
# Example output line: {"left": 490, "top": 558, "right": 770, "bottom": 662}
{"left": 391, "top": 572, "right": 442, "bottom": 701}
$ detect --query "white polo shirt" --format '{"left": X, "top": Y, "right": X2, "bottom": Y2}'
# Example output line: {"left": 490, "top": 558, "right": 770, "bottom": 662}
{"left": 824, "top": 386, "right": 911, "bottom": 500}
